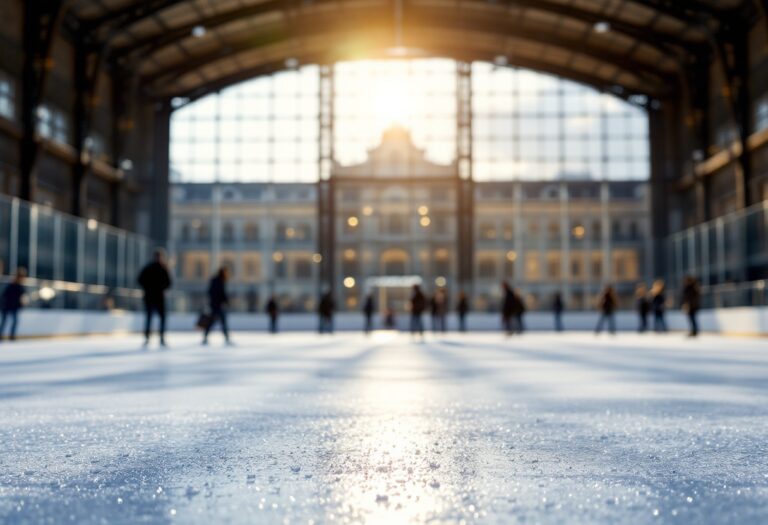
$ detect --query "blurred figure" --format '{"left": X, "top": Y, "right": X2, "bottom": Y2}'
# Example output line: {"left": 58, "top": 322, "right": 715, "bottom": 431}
{"left": 0, "top": 267, "right": 27, "bottom": 342}
{"left": 246, "top": 287, "right": 259, "bottom": 313}
{"left": 318, "top": 291, "right": 335, "bottom": 334}
{"left": 431, "top": 289, "right": 448, "bottom": 333}
{"left": 266, "top": 295, "right": 279, "bottom": 333}
{"left": 635, "top": 283, "right": 650, "bottom": 332}
{"left": 363, "top": 293, "right": 375, "bottom": 334}
{"left": 552, "top": 292, "right": 564, "bottom": 332}
{"left": 595, "top": 285, "right": 618, "bottom": 334}
{"left": 681, "top": 276, "right": 702, "bottom": 337}
{"left": 456, "top": 292, "right": 469, "bottom": 332}
{"left": 138, "top": 249, "right": 172, "bottom": 347}
{"left": 203, "top": 267, "right": 231, "bottom": 345}
{"left": 410, "top": 284, "right": 427, "bottom": 339}
{"left": 501, "top": 281, "right": 515, "bottom": 335}
{"left": 383, "top": 304, "right": 397, "bottom": 330}
{"left": 512, "top": 289, "right": 526, "bottom": 334}
{"left": 651, "top": 279, "right": 667, "bottom": 332}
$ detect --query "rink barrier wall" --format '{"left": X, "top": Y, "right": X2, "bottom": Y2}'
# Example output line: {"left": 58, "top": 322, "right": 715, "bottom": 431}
{"left": 8, "top": 307, "right": 768, "bottom": 338}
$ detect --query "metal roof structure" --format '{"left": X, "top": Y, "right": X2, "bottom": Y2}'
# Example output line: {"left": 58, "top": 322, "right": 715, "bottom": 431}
{"left": 61, "top": 0, "right": 758, "bottom": 102}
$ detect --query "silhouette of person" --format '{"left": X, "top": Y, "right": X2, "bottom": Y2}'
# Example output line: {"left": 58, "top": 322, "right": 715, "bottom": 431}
{"left": 363, "top": 293, "right": 375, "bottom": 334}
{"left": 456, "top": 292, "right": 469, "bottom": 332}
{"left": 552, "top": 292, "right": 564, "bottom": 332}
{"left": 595, "top": 285, "right": 618, "bottom": 334}
{"left": 318, "top": 291, "right": 335, "bottom": 334}
{"left": 410, "top": 284, "right": 427, "bottom": 339}
{"left": 635, "top": 283, "right": 650, "bottom": 332}
{"left": 138, "top": 249, "right": 171, "bottom": 347}
{"left": 203, "top": 266, "right": 232, "bottom": 345}
{"left": 0, "top": 267, "right": 27, "bottom": 342}
{"left": 651, "top": 279, "right": 667, "bottom": 332}
{"left": 512, "top": 289, "right": 526, "bottom": 334}
{"left": 246, "top": 287, "right": 259, "bottom": 313}
{"left": 431, "top": 289, "right": 447, "bottom": 333}
{"left": 383, "top": 304, "right": 396, "bottom": 330}
{"left": 266, "top": 295, "right": 279, "bottom": 334}
{"left": 681, "top": 276, "right": 702, "bottom": 337}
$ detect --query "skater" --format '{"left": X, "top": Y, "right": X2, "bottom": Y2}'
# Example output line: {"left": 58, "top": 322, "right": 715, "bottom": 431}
{"left": 595, "top": 285, "right": 618, "bottom": 334}
{"left": 137, "top": 249, "right": 172, "bottom": 347}
{"left": 512, "top": 288, "right": 526, "bottom": 334}
{"left": 636, "top": 283, "right": 650, "bottom": 332}
{"left": 501, "top": 281, "right": 515, "bottom": 335}
{"left": 681, "top": 276, "right": 702, "bottom": 337}
{"left": 410, "top": 284, "right": 427, "bottom": 339}
{"left": 363, "top": 293, "right": 375, "bottom": 334}
{"left": 383, "top": 305, "right": 396, "bottom": 330}
{"left": 266, "top": 295, "right": 279, "bottom": 334}
{"left": 651, "top": 279, "right": 667, "bottom": 332}
{"left": 456, "top": 292, "right": 469, "bottom": 332}
{"left": 431, "top": 289, "right": 448, "bottom": 333}
{"left": 0, "top": 268, "right": 27, "bottom": 342}
{"left": 552, "top": 292, "right": 564, "bottom": 332}
{"left": 203, "top": 267, "right": 232, "bottom": 345}
{"left": 318, "top": 291, "right": 334, "bottom": 334}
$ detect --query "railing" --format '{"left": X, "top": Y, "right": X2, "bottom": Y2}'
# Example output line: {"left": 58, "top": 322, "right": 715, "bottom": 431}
{"left": 0, "top": 194, "right": 153, "bottom": 310}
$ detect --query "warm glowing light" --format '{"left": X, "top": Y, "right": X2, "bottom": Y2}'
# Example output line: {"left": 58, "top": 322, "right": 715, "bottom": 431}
{"left": 312, "top": 253, "right": 323, "bottom": 263}
{"left": 419, "top": 216, "right": 431, "bottom": 227}
{"left": 373, "top": 78, "right": 412, "bottom": 128}
{"left": 435, "top": 276, "right": 447, "bottom": 287}
{"left": 362, "top": 206, "right": 374, "bottom": 216}
{"left": 572, "top": 225, "right": 586, "bottom": 239}
{"left": 344, "top": 249, "right": 356, "bottom": 260}
{"left": 506, "top": 250, "right": 517, "bottom": 262}
{"left": 272, "top": 251, "right": 284, "bottom": 262}
{"left": 343, "top": 277, "right": 356, "bottom": 288}
{"left": 286, "top": 227, "right": 295, "bottom": 238}
{"left": 86, "top": 218, "right": 98, "bottom": 231}
{"left": 417, "top": 205, "right": 429, "bottom": 216}
{"left": 347, "top": 216, "right": 359, "bottom": 227}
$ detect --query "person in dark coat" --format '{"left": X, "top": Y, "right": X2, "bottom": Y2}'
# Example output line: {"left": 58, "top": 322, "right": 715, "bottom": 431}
{"left": 363, "top": 293, "right": 375, "bottom": 334}
{"left": 681, "top": 276, "right": 702, "bottom": 337}
{"left": 650, "top": 279, "right": 667, "bottom": 332}
{"left": 203, "top": 266, "right": 232, "bottom": 345}
{"left": 552, "top": 292, "right": 564, "bottom": 332}
{"left": 595, "top": 285, "right": 618, "bottom": 334}
{"left": 410, "top": 284, "right": 427, "bottom": 339}
{"left": 635, "top": 283, "right": 651, "bottom": 333}
{"left": 266, "top": 295, "right": 279, "bottom": 334}
{"left": 0, "top": 268, "right": 27, "bottom": 342}
{"left": 456, "top": 292, "right": 469, "bottom": 332}
{"left": 511, "top": 289, "right": 526, "bottom": 334}
{"left": 431, "top": 289, "right": 448, "bottom": 333}
{"left": 138, "top": 250, "right": 172, "bottom": 347}
{"left": 318, "top": 291, "right": 335, "bottom": 334}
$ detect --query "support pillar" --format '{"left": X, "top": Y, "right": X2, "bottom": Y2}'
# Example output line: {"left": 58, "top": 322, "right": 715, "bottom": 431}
{"left": 456, "top": 62, "right": 474, "bottom": 298}
{"left": 317, "top": 66, "right": 335, "bottom": 296}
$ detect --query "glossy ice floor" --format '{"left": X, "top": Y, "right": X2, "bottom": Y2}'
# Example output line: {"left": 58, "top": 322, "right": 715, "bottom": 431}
{"left": 0, "top": 332, "right": 767, "bottom": 524}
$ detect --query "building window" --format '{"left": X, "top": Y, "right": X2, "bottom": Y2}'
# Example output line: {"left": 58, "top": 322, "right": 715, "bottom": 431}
{"left": 295, "top": 259, "right": 312, "bottom": 279}
{"left": 548, "top": 221, "right": 560, "bottom": 240}
{"left": 0, "top": 71, "right": 15, "bottom": 121}
{"left": 385, "top": 215, "right": 407, "bottom": 235}
{"left": 275, "top": 259, "right": 287, "bottom": 278}
{"left": 479, "top": 223, "right": 496, "bottom": 240}
{"left": 222, "top": 222, "right": 235, "bottom": 242}
{"left": 504, "top": 258, "right": 515, "bottom": 278}
{"left": 244, "top": 223, "right": 259, "bottom": 241}
{"left": 525, "top": 252, "right": 541, "bottom": 280}
{"left": 195, "top": 260, "right": 206, "bottom": 279}
{"left": 478, "top": 257, "right": 496, "bottom": 279}
{"left": 180, "top": 223, "right": 190, "bottom": 241}
{"left": 36, "top": 104, "right": 70, "bottom": 144}
{"left": 756, "top": 95, "right": 768, "bottom": 132}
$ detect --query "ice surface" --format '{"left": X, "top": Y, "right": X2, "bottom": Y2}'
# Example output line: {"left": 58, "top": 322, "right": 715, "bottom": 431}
{"left": 0, "top": 332, "right": 767, "bottom": 524}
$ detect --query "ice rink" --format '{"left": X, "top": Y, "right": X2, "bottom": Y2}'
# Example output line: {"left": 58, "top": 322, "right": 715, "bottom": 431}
{"left": 1, "top": 332, "right": 767, "bottom": 524}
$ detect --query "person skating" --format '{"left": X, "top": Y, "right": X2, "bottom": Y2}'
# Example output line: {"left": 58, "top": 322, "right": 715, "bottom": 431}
{"left": 650, "top": 279, "right": 667, "bottom": 332}
{"left": 431, "top": 289, "right": 448, "bottom": 333}
{"left": 203, "top": 267, "right": 232, "bottom": 345}
{"left": 410, "top": 284, "right": 427, "bottom": 340}
{"left": 137, "top": 250, "right": 172, "bottom": 347}
{"left": 266, "top": 295, "right": 279, "bottom": 334}
{"left": 552, "top": 292, "right": 564, "bottom": 332}
{"left": 595, "top": 285, "right": 618, "bottom": 334}
{"left": 363, "top": 293, "right": 375, "bottom": 334}
{"left": 0, "top": 268, "right": 27, "bottom": 342}
{"left": 456, "top": 292, "right": 469, "bottom": 332}
{"left": 681, "top": 276, "right": 702, "bottom": 337}
{"left": 501, "top": 281, "right": 516, "bottom": 336}
{"left": 318, "top": 291, "right": 335, "bottom": 334}
{"left": 511, "top": 288, "right": 526, "bottom": 334}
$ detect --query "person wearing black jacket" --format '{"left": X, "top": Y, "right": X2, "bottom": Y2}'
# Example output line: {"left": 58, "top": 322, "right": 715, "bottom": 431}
{"left": 456, "top": 292, "right": 469, "bottom": 332}
{"left": 410, "top": 284, "right": 427, "bottom": 339}
{"left": 0, "top": 268, "right": 27, "bottom": 342}
{"left": 681, "top": 276, "right": 702, "bottom": 337}
{"left": 635, "top": 283, "right": 651, "bottom": 333}
{"left": 203, "top": 266, "right": 232, "bottom": 345}
{"left": 501, "top": 281, "right": 515, "bottom": 336}
{"left": 552, "top": 292, "right": 564, "bottom": 332}
{"left": 138, "top": 250, "right": 172, "bottom": 347}
{"left": 595, "top": 285, "right": 618, "bottom": 334}
{"left": 651, "top": 279, "right": 667, "bottom": 332}
{"left": 318, "top": 291, "right": 335, "bottom": 334}
{"left": 266, "top": 295, "right": 279, "bottom": 334}
{"left": 363, "top": 293, "right": 375, "bottom": 334}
